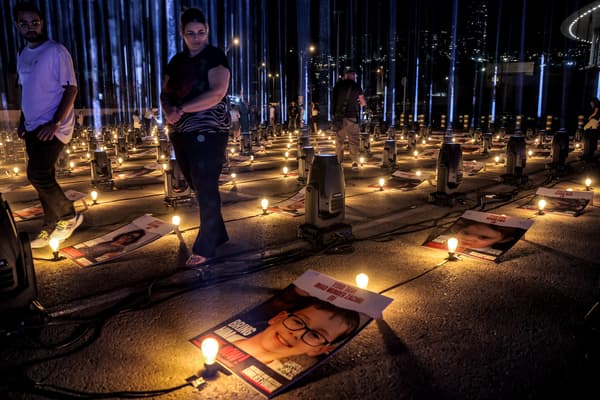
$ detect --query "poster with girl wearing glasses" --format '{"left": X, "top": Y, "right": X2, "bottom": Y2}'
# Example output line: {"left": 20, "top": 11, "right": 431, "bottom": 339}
{"left": 190, "top": 269, "right": 393, "bottom": 398}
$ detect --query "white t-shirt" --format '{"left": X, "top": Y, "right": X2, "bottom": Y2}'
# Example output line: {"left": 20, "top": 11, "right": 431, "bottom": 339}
{"left": 18, "top": 40, "right": 77, "bottom": 144}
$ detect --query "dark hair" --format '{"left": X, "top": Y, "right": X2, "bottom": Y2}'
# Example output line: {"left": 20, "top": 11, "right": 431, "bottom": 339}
{"left": 112, "top": 229, "right": 145, "bottom": 245}
{"left": 591, "top": 98, "right": 600, "bottom": 108}
{"left": 180, "top": 7, "right": 207, "bottom": 32}
{"left": 13, "top": 1, "right": 42, "bottom": 21}
{"left": 292, "top": 297, "right": 361, "bottom": 344}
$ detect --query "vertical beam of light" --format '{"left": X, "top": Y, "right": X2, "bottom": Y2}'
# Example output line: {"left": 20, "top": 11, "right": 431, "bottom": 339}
{"left": 596, "top": 70, "right": 600, "bottom": 100}
{"left": 244, "top": 0, "right": 252, "bottom": 104}
{"left": 226, "top": 2, "right": 235, "bottom": 99}
{"left": 107, "top": 0, "right": 123, "bottom": 124}
{"left": 446, "top": 0, "right": 459, "bottom": 132}
{"left": 165, "top": 0, "right": 177, "bottom": 62}
{"left": 491, "top": 64, "right": 498, "bottom": 124}
{"left": 84, "top": 2, "right": 101, "bottom": 133}
{"left": 428, "top": 81, "right": 433, "bottom": 127}
{"left": 515, "top": 0, "right": 527, "bottom": 115}
{"left": 236, "top": 0, "right": 245, "bottom": 100}
{"left": 320, "top": 1, "right": 331, "bottom": 120}
{"left": 537, "top": 54, "right": 545, "bottom": 119}
{"left": 383, "top": 85, "right": 388, "bottom": 122}
{"left": 297, "top": 0, "right": 310, "bottom": 123}
{"left": 490, "top": 0, "right": 502, "bottom": 125}
{"left": 129, "top": 2, "right": 144, "bottom": 114}
{"left": 278, "top": 1, "right": 285, "bottom": 123}
{"left": 413, "top": 57, "right": 419, "bottom": 124}
{"left": 560, "top": 62, "right": 570, "bottom": 130}
{"left": 260, "top": 0, "right": 268, "bottom": 123}
{"left": 151, "top": 1, "right": 163, "bottom": 123}
{"left": 388, "top": 0, "right": 397, "bottom": 126}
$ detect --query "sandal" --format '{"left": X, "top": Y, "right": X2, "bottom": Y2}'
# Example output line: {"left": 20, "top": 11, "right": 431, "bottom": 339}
{"left": 185, "top": 254, "right": 210, "bottom": 267}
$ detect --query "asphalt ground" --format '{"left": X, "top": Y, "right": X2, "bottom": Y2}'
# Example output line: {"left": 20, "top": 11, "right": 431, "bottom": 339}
{"left": 1, "top": 129, "right": 599, "bottom": 399}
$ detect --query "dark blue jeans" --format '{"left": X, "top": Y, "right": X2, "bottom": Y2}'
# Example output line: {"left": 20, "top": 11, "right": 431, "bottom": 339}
{"left": 24, "top": 128, "right": 75, "bottom": 231}
{"left": 170, "top": 130, "right": 229, "bottom": 258}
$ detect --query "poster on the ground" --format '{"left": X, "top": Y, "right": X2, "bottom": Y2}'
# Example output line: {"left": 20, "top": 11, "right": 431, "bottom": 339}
{"left": 59, "top": 215, "right": 174, "bottom": 266}
{"left": 268, "top": 187, "right": 305, "bottom": 216}
{"left": 518, "top": 187, "right": 593, "bottom": 216}
{"left": 423, "top": 210, "right": 534, "bottom": 262}
{"left": 12, "top": 190, "right": 87, "bottom": 221}
{"left": 190, "top": 269, "right": 393, "bottom": 398}
{"left": 386, "top": 170, "right": 434, "bottom": 190}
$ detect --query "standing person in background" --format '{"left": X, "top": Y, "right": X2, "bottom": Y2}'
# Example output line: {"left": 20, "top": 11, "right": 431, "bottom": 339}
{"left": 288, "top": 101, "right": 299, "bottom": 131}
{"left": 160, "top": 7, "right": 231, "bottom": 267}
{"left": 229, "top": 104, "right": 241, "bottom": 142}
{"left": 332, "top": 69, "right": 366, "bottom": 172}
{"left": 584, "top": 97, "right": 600, "bottom": 130}
{"left": 269, "top": 103, "right": 276, "bottom": 129}
{"left": 239, "top": 100, "right": 249, "bottom": 137}
{"left": 310, "top": 102, "right": 320, "bottom": 134}
{"left": 14, "top": 1, "right": 83, "bottom": 248}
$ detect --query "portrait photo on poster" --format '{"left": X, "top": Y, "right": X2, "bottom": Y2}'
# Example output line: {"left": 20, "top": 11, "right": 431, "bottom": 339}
{"left": 423, "top": 210, "right": 534, "bottom": 262}
{"left": 190, "top": 270, "right": 392, "bottom": 397}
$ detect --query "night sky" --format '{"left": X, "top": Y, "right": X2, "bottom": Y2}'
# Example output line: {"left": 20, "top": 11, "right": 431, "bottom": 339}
{"left": 0, "top": 0, "right": 596, "bottom": 128}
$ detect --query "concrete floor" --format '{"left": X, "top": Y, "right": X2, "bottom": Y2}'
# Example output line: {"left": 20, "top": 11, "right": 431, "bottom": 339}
{"left": 1, "top": 129, "right": 599, "bottom": 399}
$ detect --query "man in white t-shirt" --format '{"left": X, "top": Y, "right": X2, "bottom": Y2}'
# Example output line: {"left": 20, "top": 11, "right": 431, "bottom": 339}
{"left": 14, "top": 2, "right": 83, "bottom": 248}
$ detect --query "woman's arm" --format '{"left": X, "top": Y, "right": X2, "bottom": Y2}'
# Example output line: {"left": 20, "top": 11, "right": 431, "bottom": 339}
{"left": 180, "top": 65, "right": 230, "bottom": 113}
{"left": 160, "top": 75, "right": 183, "bottom": 125}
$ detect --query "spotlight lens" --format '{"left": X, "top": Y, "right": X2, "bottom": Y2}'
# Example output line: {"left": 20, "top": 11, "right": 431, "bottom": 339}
{"left": 91, "top": 190, "right": 98, "bottom": 201}
{"left": 379, "top": 178, "right": 385, "bottom": 187}
{"left": 261, "top": 198, "right": 269, "bottom": 210}
{"left": 201, "top": 337, "right": 219, "bottom": 365}
{"left": 355, "top": 273, "right": 369, "bottom": 289}
{"left": 585, "top": 178, "right": 592, "bottom": 187}
{"left": 171, "top": 215, "right": 181, "bottom": 226}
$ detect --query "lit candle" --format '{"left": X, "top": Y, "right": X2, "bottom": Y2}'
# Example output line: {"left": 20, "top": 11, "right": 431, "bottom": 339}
{"left": 447, "top": 237, "right": 458, "bottom": 260}
{"left": 355, "top": 273, "right": 369, "bottom": 289}
{"left": 90, "top": 190, "right": 98, "bottom": 205}
{"left": 537, "top": 199, "right": 547, "bottom": 215}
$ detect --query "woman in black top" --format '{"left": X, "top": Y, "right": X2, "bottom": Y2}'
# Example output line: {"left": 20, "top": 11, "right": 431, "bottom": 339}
{"left": 160, "top": 8, "right": 231, "bottom": 266}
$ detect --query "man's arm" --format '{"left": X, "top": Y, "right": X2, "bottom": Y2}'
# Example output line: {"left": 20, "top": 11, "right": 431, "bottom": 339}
{"left": 358, "top": 94, "right": 367, "bottom": 108}
{"left": 37, "top": 84, "right": 77, "bottom": 141}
